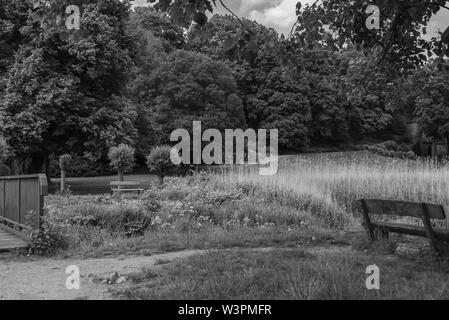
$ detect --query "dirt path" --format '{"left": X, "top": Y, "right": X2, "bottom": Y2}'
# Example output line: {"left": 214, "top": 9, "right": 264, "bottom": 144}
{"left": 0, "top": 250, "right": 206, "bottom": 300}
{"left": 0, "top": 246, "right": 352, "bottom": 300}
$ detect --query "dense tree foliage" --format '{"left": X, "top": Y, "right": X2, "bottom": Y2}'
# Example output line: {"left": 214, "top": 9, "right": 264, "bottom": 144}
{"left": 294, "top": 0, "right": 449, "bottom": 69}
{"left": 130, "top": 49, "right": 245, "bottom": 145}
{"left": 405, "top": 60, "right": 449, "bottom": 148}
{"left": 108, "top": 144, "right": 136, "bottom": 181}
{"left": 1, "top": 0, "right": 448, "bottom": 177}
{"left": 0, "top": 0, "right": 137, "bottom": 174}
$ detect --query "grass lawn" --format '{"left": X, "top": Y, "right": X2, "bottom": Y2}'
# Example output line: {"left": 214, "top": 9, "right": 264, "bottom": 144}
{"left": 115, "top": 247, "right": 449, "bottom": 300}
{"left": 49, "top": 174, "right": 159, "bottom": 194}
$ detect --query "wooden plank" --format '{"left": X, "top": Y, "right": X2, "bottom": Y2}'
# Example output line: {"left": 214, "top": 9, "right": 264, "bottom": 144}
{"left": 372, "top": 222, "right": 449, "bottom": 241}
{"left": 0, "top": 242, "right": 29, "bottom": 250}
{"left": 110, "top": 181, "right": 141, "bottom": 187}
{"left": 0, "top": 179, "right": 4, "bottom": 219}
{"left": 0, "top": 226, "right": 29, "bottom": 250}
{"left": 4, "top": 179, "right": 19, "bottom": 223}
{"left": 362, "top": 199, "right": 446, "bottom": 220}
{"left": 421, "top": 203, "right": 441, "bottom": 254}
{"left": 0, "top": 174, "right": 45, "bottom": 180}
{"left": 360, "top": 199, "right": 375, "bottom": 241}
{"left": 38, "top": 174, "right": 48, "bottom": 196}
{"left": 0, "top": 223, "right": 31, "bottom": 242}
{"left": 20, "top": 178, "right": 39, "bottom": 227}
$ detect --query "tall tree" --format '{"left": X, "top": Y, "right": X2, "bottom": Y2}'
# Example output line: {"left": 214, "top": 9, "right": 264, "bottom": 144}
{"left": 0, "top": 0, "right": 137, "bottom": 174}
{"left": 405, "top": 60, "right": 449, "bottom": 149}
{"left": 134, "top": 49, "right": 245, "bottom": 144}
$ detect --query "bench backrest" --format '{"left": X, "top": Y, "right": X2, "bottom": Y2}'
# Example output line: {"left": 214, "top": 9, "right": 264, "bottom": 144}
{"left": 110, "top": 181, "right": 141, "bottom": 187}
{"left": 359, "top": 199, "right": 446, "bottom": 220}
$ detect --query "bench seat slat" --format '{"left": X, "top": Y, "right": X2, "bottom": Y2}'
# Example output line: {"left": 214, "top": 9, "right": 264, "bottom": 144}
{"left": 372, "top": 222, "right": 449, "bottom": 241}
{"left": 110, "top": 181, "right": 141, "bottom": 186}
{"left": 364, "top": 199, "right": 446, "bottom": 220}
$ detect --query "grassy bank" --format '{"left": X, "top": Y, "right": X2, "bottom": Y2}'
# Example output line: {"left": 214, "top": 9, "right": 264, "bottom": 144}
{"left": 43, "top": 172, "right": 340, "bottom": 258}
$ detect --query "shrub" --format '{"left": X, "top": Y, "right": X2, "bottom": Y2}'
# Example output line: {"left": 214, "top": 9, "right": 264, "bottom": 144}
{"left": 28, "top": 217, "right": 65, "bottom": 256}
{"left": 147, "top": 145, "right": 176, "bottom": 185}
{"left": 379, "top": 140, "right": 399, "bottom": 151}
{"left": 407, "top": 151, "right": 416, "bottom": 159}
{"left": 108, "top": 144, "right": 136, "bottom": 181}
{"left": 142, "top": 198, "right": 162, "bottom": 213}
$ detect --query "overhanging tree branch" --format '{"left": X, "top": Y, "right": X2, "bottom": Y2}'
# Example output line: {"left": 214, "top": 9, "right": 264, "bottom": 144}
{"left": 218, "top": 0, "right": 254, "bottom": 35}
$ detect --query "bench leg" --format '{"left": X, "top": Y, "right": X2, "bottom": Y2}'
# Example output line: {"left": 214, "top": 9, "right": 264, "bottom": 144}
{"left": 375, "top": 229, "right": 389, "bottom": 240}
{"left": 360, "top": 199, "right": 376, "bottom": 241}
{"left": 421, "top": 203, "right": 441, "bottom": 255}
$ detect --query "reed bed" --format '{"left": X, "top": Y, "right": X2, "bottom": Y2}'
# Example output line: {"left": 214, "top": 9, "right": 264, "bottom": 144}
{"left": 215, "top": 152, "right": 449, "bottom": 228}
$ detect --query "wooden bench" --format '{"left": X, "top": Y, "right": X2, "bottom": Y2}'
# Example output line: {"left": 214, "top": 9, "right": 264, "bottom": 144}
{"left": 110, "top": 181, "right": 144, "bottom": 195}
{"left": 359, "top": 199, "right": 449, "bottom": 255}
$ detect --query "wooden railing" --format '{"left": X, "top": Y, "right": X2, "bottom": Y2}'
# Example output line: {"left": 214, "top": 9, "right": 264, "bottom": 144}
{"left": 0, "top": 174, "right": 48, "bottom": 238}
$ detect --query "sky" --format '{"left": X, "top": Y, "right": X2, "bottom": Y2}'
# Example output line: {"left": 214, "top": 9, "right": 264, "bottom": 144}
{"left": 132, "top": 0, "right": 449, "bottom": 37}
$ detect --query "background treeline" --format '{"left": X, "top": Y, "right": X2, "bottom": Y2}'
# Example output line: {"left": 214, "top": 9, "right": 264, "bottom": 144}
{"left": 0, "top": 0, "right": 448, "bottom": 177}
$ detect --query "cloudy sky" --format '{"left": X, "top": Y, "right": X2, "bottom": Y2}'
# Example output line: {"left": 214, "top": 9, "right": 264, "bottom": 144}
{"left": 132, "top": 0, "right": 449, "bottom": 37}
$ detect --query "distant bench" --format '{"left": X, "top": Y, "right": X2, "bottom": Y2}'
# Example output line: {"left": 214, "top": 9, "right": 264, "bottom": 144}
{"left": 359, "top": 199, "right": 449, "bottom": 255}
{"left": 110, "top": 181, "right": 144, "bottom": 195}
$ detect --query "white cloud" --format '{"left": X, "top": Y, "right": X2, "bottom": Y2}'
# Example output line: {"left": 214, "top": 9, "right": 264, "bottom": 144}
{"left": 247, "top": 0, "right": 297, "bottom": 34}
{"left": 131, "top": 0, "right": 449, "bottom": 37}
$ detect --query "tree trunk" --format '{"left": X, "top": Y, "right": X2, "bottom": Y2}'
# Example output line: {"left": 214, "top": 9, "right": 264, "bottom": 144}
{"left": 118, "top": 170, "right": 124, "bottom": 182}
{"left": 157, "top": 174, "right": 164, "bottom": 186}
{"left": 446, "top": 134, "right": 449, "bottom": 158}
{"left": 60, "top": 164, "right": 66, "bottom": 194}
{"left": 45, "top": 155, "right": 52, "bottom": 184}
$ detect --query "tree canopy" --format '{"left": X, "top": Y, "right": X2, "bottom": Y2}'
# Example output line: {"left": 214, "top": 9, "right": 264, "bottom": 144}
{"left": 0, "top": 0, "right": 137, "bottom": 173}
{"left": 1, "top": 0, "right": 449, "bottom": 176}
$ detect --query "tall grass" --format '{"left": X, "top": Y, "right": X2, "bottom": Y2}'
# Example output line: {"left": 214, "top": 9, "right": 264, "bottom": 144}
{"left": 216, "top": 152, "right": 449, "bottom": 228}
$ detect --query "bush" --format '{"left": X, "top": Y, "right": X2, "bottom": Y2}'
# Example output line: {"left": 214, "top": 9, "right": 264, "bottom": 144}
{"left": 28, "top": 218, "right": 65, "bottom": 256}
{"left": 378, "top": 140, "right": 399, "bottom": 151}
{"left": 147, "top": 145, "right": 176, "bottom": 185}
{"left": 108, "top": 144, "right": 136, "bottom": 181}
{"left": 407, "top": 151, "right": 416, "bottom": 159}
{"left": 59, "top": 154, "right": 72, "bottom": 167}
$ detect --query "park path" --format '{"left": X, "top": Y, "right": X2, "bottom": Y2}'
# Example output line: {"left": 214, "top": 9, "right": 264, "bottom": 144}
{"left": 0, "top": 246, "right": 352, "bottom": 300}
{"left": 0, "top": 249, "right": 206, "bottom": 300}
